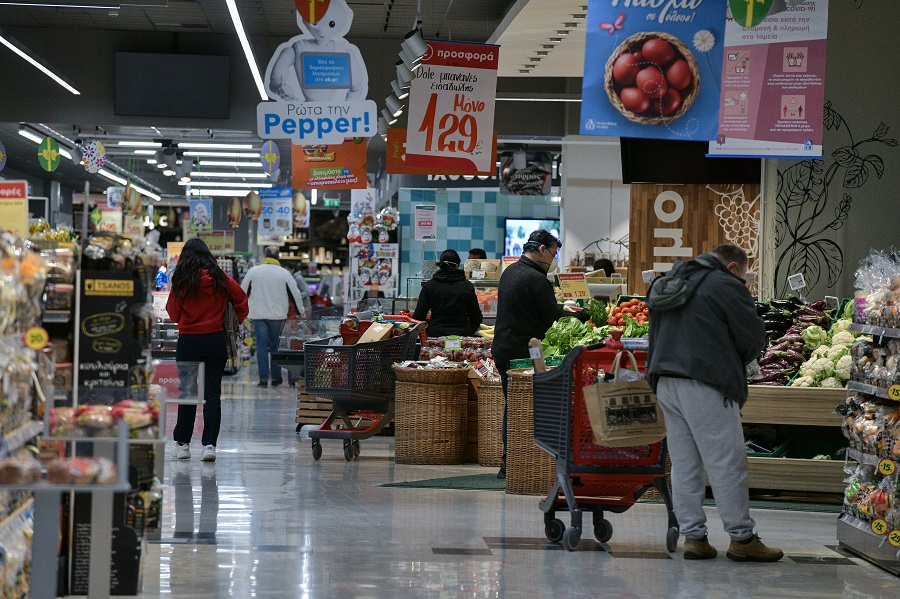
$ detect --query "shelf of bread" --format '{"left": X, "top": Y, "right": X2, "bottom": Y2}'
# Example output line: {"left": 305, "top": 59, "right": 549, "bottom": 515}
{"left": 746, "top": 457, "right": 846, "bottom": 493}
{"left": 744, "top": 385, "right": 846, "bottom": 426}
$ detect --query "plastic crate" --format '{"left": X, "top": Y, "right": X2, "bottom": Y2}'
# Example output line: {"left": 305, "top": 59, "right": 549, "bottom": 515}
{"left": 746, "top": 440, "right": 791, "bottom": 458}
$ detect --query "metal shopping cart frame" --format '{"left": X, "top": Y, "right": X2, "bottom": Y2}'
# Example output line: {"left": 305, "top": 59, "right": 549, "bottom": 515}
{"left": 533, "top": 343, "right": 678, "bottom": 552}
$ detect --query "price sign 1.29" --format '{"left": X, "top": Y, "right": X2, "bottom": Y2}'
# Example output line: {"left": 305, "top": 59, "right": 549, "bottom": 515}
{"left": 417, "top": 93, "right": 479, "bottom": 154}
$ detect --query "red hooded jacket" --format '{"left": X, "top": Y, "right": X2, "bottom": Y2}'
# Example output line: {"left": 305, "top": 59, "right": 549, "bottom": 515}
{"left": 166, "top": 269, "right": 249, "bottom": 334}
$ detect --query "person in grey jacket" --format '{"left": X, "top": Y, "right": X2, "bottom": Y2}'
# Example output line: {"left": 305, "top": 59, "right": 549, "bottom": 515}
{"left": 647, "top": 243, "right": 783, "bottom": 563}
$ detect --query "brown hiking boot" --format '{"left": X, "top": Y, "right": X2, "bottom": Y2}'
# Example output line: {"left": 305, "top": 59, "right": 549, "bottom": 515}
{"left": 726, "top": 534, "right": 784, "bottom": 562}
{"left": 683, "top": 534, "right": 717, "bottom": 560}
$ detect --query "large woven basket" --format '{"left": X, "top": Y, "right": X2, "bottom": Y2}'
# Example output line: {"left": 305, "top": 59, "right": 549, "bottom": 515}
{"left": 505, "top": 369, "right": 556, "bottom": 495}
{"left": 395, "top": 381, "right": 468, "bottom": 464}
{"left": 604, "top": 31, "right": 700, "bottom": 125}
{"left": 392, "top": 365, "right": 470, "bottom": 385}
{"left": 477, "top": 381, "right": 505, "bottom": 467}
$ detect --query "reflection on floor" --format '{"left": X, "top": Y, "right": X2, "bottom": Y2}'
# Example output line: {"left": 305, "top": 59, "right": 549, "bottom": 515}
{"left": 141, "top": 367, "right": 900, "bottom": 598}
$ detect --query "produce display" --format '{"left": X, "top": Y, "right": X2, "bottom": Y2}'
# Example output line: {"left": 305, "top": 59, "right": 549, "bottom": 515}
{"left": 419, "top": 336, "right": 492, "bottom": 361}
{"left": 49, "top": 399, "right": 160, "bottom": 438}
{"left": 541, "top": 317, "right": 607, "bottom": 358}
{"left": 787, "top": 303, "right": 871, "bottom": 388}
{"left": 854, "top": 248, "right": 900, "bottom": 327}
{"left": 477, "top": 323, "right": 494, "bottom": 338}
{"left": 850, "top": 337, "right": 900, "bottom": 390}
{"left": 606, "top": 298, "right": 648, "bottom": 328}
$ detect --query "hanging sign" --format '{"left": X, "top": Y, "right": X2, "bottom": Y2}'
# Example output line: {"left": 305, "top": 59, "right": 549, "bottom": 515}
{"left": 291, "top": 138, "right": 367, "bottom": 189}
{"left": 227, "top": 197, "right": 243, "bottom": 228}
{"left": 258, "top": 187, "right": 293, "bottom": 236}
{"left": 258, "top": 0, "right": 377, "bottom": 144}
{"left": 386, "top": 127, "right": 497, "bottom": 175}
{"left": 404, "top": 40, "right": 499, "bottom": 174}
{"left": 37, "top": 137, "right": 61, "bottom": 172}
{"left": 580, "top": 2, "right": 727, "bottom": 142}
{"left": 93, "top": 202, "right": 122, "bottom": 233}
{"left": 189, "top": 198, "right": 213, "bottom": 232}
{"left": 260, "top": 140, "right": 281, "bottom": 174}
{"left": 499, "top": 151, "right": 553, "bottom": 196}
{"left": 0, "top": 181, "right": 28, "bottom": 237}
{"left": 293, "top": 190, "right": 310, "bottom": 228}
{"left": 0, "top": 140, "right": 7, "bottom": 172}
{"left": 80, "top": 140, "right": 106, "bottom": 173}
{"left": 199, "top": 231, "right": 235, "bottom": 255}
{"left": 414, "top": 205, "right": 437, "bottom": 241}
{"left": 709, "top": 0, "right": 829, "bottom": 158}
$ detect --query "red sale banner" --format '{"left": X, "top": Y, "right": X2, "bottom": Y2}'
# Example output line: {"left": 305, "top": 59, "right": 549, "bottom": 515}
{"left": 405, "top": 40, "right": 499, "bottom": 175}
{"left": 385, "top": 128, "right": 497, "bottom": 175}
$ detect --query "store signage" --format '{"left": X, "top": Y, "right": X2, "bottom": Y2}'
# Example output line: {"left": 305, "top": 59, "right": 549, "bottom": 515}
{"left": 167, "top": 242, "right": 184, "bottom": 271}
{"left": 386, "top": 129, "right": 498, "bottom": 177}
{"left": 877, "top": 459, "right": 896, "bottom": 477}
{"left": 258, "top": 0, "right": 377, "bottom": 144}
{"left": 37, "top": 137, "right": 61, "bottom": 172}
{"left": 258, "top": 187, "right": 293, "bottom": 236}
{"left": 291, "top": 138, "right": 366, "bottom": 189}
{"left": 709, "top": 0, "right": 829, "bottom": 158}
{"left": 94, "top": 202, "right": 123, "bottom": 233}
{"left": 558, "top": 273, "right": 591, "bottom": 301}
{"left": 404, "top": 40, "right": 499, "bottom": 174}
{"left": 787, "top": 272, "right": 806, "bottom": 291}
{"left": 189, "top": 198, "right": 213, "bottom": 232}
{"left": 0, "top": 180, "right": 28, "bottom": 237}
{"left": 293, "top": 190, "right": 310, "bottom": 228}
{"left": 580, "top": 2, "right": 726, "bottom": 142}
{"left": 414, "top": 205, "right": 437, "bottom": 241}
{"left": 260, "top": 140, "right": 281, "bottom": 174}
{"left": 652, "top": 190, "right": 694, "bottom": 273}
{"left": 124, "top": 214, "right": 144, "bottom": 237}
{"left": 24, "top": 326, "right": 49, "bottom": 351}
{"left": 199, "top": 231, "right": 235, "bottom": 255}
{"left": 889, "top": 529, "right": 900, "bottom": 548}
{"left": 888, "top": 384, "right": 900, "bottom": 402}
{"left": 499, "top": 151, "right": 553, "bottom": 196}
{"left": 871, "top": 518, "right": 888, "bottom": 536}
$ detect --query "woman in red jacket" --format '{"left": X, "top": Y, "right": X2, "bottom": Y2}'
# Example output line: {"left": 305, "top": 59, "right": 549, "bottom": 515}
{"left": 166, "top": 238, "right": 248, "bottom": 462}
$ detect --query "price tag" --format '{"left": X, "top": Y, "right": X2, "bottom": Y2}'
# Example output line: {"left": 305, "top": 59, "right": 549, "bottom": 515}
{"left": 878, "top": 459, "right": 897, "bottom": 477}
{"left": 871, "top": 518, "right": 888, "bottom": 536}
{"left": 787, "top": 273, "right": 806, "bottom": 291}
{"left": 558, "top": 273, "right": 591, "bottom": 300}
{"left": 824, "top": 296, "right": 839, "bottom": 310}
{"left": 24, "top": 326, "right": 49, "bottom": 351}
{"left": 887, "top": 384, "right": 900, "bottom": 401}
{"left": 889, "top": 529, "right": 900, "bottom": 548}
{"left": 744, "top": 271, "right": 757, "bottom": 286}
{"left": 641, "top": 270, "right": 656, "bottom": 284}
{"left": 529, "top": 346, "right": 543, "bottom": 360}
{"left": 471, "top": 269, "right": 486, "bottom": 280}
{"left": 444, "top": 336, "right": 462, "bottom": 350}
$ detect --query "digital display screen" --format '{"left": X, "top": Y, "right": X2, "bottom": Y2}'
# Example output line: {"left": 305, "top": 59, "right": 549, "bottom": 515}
{"left": 301, "top": 53, "right": 352, "bottom": 89}
{"left": 504, "top": 219, "right": 561, "bottom": 257}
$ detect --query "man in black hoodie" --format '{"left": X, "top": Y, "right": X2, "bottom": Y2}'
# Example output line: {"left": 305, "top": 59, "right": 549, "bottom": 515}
{"left": 413, "top": 249, "right": 483, "bottom": 337}
{"left": 647, "top": 243, "right": 782, "bottom": 562}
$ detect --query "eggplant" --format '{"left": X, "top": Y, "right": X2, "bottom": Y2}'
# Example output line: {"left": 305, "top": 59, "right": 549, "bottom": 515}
{"left": 810, "top": 300, "right": 827, "bottom": 311}
{"left": 770, "top": 299, "right": 794, "bottom": 310}
{"left": 754, "top": 380, "right": 787, "bottom": 386}
{"left": 763, "top": 312, "right": 793, "bottom": 325}
{"left": 756, "top": 302, "right": 771, "bottom": 316}
{"left": 778, "top": 334, "right": 804, "bottom": 343}
{"left": 751, "top": 371, "right": 786, "bottom": 383}
{"left": 797, "top": 307, "right": 826, "bottom": 318}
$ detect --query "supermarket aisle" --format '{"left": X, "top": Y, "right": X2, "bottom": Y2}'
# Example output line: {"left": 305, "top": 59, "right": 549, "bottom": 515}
{"left": 142, "top": 370, "right": 898, "bottom": 598}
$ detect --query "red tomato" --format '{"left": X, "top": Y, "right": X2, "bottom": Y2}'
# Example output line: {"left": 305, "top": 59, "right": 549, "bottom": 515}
{"left": 636, "top": 66, "right": 668, "bottom": 99}
{"left": 613, "top": 53, "right": 641, "bottom": 86}
{"left": 641, "top": 38, "right": 675, "bottom": 66}
{"left": 666, "top": 59, "right": 692, "bottom": 91}
{"left": 619, "top": 87, "right": 650, "bottom": 114}
{"left": 656, "top": 89, "right": 683, "bottom": 116}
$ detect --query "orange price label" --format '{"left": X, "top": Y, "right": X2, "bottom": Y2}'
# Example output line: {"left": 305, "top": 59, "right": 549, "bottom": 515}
{"left": 878, "top": 459, "right": 897, "bottom": 476}
{"left": 889, "top": 530, "right": 900, "bottom": 548}
{"left": 871, "top": 518, "right": 888, "bottom": 536}
{"left": 887, "top": 384, "right": 900, "bottom": 401}
{"left": 24, "top": 326, "right": 49, "bottom": 351}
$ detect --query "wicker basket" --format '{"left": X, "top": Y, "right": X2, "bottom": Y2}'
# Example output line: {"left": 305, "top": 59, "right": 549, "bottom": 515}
{"left": 395, "top": 381, "right": 468, "bottom": 464}
{"left": 604, "top": 31, "right": 701, "bottom": 125}
{"left": 505, "top": 369, "right": 556, "bottom": 495}
{"left": 477, "top": 381, "right": 505, "bottom": 467}
{"left": 392, "top": 365, "right": 470, "bottom": 385}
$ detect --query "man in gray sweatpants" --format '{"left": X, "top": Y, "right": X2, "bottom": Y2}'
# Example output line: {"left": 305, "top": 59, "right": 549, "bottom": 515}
{"left": 647, "top": 243, "right": 783, "bottom": 562}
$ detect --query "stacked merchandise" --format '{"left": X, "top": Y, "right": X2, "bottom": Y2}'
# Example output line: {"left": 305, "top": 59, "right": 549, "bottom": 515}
{"left": 419, "top": 336, "right": 493, "bottom": 362}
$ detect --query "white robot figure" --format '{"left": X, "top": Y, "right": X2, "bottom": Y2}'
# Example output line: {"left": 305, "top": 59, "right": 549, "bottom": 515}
{"left": 265, "top": 0, "right": 369, "bottom": 102}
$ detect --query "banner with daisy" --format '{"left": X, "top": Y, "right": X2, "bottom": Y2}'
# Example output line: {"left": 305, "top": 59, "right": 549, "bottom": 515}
{"left": 579, "top": 0, "right": 727, "bottom": 142}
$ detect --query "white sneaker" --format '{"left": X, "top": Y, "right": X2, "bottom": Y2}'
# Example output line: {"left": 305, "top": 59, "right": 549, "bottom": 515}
{"left": 175, "top": 442, "right": 191, "bottom": 460}
{"left": 201, "top": 445, "right": 216, "bottom": 462}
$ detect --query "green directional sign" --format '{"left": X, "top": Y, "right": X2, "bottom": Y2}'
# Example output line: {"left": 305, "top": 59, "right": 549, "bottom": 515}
{"left": 38, "top": 136, "right": 61, "bottom": 171}
{"left": 730, "top": 0, "right": 775, "bottom": 28}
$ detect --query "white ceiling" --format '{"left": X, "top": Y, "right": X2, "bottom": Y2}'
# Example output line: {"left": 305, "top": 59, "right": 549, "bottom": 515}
{"left": 489, "top": 0, "right": 587, "bottom": 78}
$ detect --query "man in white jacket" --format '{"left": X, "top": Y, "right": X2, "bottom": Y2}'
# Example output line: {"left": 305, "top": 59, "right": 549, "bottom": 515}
{"left": 242, "top": 246, "right": 306, "bottom": 387}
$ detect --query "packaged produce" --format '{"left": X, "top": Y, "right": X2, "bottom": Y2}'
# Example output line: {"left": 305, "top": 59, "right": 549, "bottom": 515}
{"left": 853, "top": 248, "right": 900, "bottom": 327}
{"left": 0, "top": 457, "right": 42, "bottom": 484}
{"left": 46, "top": 457, "right": 118, "bottom": 485}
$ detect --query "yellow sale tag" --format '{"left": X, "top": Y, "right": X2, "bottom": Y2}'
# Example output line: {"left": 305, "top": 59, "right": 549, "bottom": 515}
{"left": 871, "top": 519, "right": 888, "bottom": 536}
{"left": 878, "top": 459, "right": 896, "bottom": 477}
{"left": 24, "top": 326, "right": 49, "bottom": 351}
{"left": 887, "top": 384, "right": 900, "bottom": 401}
{"left": 889, "top": 530, "right": 900, "bottom": 548}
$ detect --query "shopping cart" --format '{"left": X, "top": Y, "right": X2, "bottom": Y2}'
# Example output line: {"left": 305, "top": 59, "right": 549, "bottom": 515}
{"left": 274, "top": 307, "right": 345, "bottom": 388}
{"left": 532, "top": 343, "right": 678, "bottom": 552}
{"left": 303, "top": 322, "right": 425, "bottom": 461}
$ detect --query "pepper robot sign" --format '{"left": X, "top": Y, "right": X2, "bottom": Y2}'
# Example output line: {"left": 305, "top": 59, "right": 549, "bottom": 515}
{"left": 257, "top": 0, "right": 377, "bottom": 145}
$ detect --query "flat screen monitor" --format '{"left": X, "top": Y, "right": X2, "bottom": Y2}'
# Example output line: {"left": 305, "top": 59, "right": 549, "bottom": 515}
{"left": 504, "top": 218, "right": 561, "bottom": 257}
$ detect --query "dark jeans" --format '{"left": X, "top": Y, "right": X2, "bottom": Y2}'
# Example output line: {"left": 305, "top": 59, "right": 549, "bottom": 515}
{"left": 254, "top": 319, "right": 284, "bottom": 382}
{"left": 173, "top": 331, "right": 227, "bottom": 447}
{"left": 495, "top": 356, "right": 510, "bottom": 462}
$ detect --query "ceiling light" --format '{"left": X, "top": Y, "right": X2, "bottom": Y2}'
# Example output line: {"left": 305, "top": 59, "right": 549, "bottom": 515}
{"left": 385, "top": 93, "right": 404, "bottom": 117}
{"left": 518, "top": 70, "right": 530, "bottom": 74}
{"left": 131, "top": 185, "right": 161, "bottom": 202}
{"left": 401, "top": 29, "right": 428, "bottom": 59}
{"left": 178, "top": 142, "right": 255, "bottom": 150}
{"left": 556, "top": 30, "right": 570, "bottom": 36}
{"left": 563, "top": 22, "right": 579, "bottom": 28}
{"left": 162, "top": 169, "right": 176, "bottom": 176}
{"left": 523, "top": 64, "right": 536, "bottom": 69}
{"left": 548, "top": 38, "right": 563, "bottom": 43}
{"left": 190, "top": 172, "right": 269, "bottom": 178}
{"left": 536, "top": 51, "right": 550, "bottom": 56}
{"left": 98, "top": 168, "right": 128, "bottom": 185}
{"left": 199, "top": 161, "right": 262, "bottom": 168}
{"left": 396, "top": 60, "right": 413, "bottom": 85}
{"left": 146, "top": 159, "right": 158, "bottom": 165}
{"left": 58, "top": 147, "right": 72, "bottom": 160}
{"left": 188, "top": 189, "right": 265, "bottom": 197}
{"left": 133, "top": 149, "right": 156, "bottom": 155}
{"left": 183, "top": 151, "right": 260, "bottom": 158}
{"left": 541, "top": 44, "right": 555, "bottom": 50}
{"left": 528, "top": 57, "right": 543, "bottom": 62}
{"left": 398, "top": 48, "right": 420, "bottom": 72}
{"left": 153, "top": 149, "right": 164, "bottom": 163}
{"left": 391, "top": 80, "right": 409, "bottom": 100}
{"left": 182, "top": 181, "right": 272, "bottom": 188}
{"left": 180, "top": 176, "right": 191, "bottom": 183}
{"left": 225, "top": 0, "right": 267, "bottom": 101}
{"left": 18, "top": 127, "right": 43, "bottom": 144}
{"left": 0, "top": 2, "right": 120, "bottom": 8}
{"left": 0, "top": 29, "right": 81, "bottom": 95}
{"left": 163, "top": 149, "right": 177, "bottom": 169}
{"left": 381, "top": 108, "right": 398, "bottom": 125}
{"left": 377, "top": 117, "right": 388, "bottom": 137}
{"left": 117, "top": 141, "right": 161, "bottom": 147}
{"left": 572, "top": 14, "right": 586, "bottom": 20}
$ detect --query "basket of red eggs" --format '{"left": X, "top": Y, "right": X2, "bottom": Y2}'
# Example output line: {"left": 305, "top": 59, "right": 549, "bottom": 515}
{"left": 604, "top": 32, "right": 700, "bottom": 125}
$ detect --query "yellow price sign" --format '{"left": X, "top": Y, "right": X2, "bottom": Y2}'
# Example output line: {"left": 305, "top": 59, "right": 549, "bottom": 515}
{"left": 871, "top": 518, "right": 888, "bottom": 536}
{"left": 24, "top": 326, "right": 49, "bottom": 351}
{"left": 887, "top": 384, "right": 900, "bottom": 401}
{"left": 889, "top": 530, "right": 900, "bottom": 548}
{"left": 878, "top": 459, "right": 897, "bottom": 477}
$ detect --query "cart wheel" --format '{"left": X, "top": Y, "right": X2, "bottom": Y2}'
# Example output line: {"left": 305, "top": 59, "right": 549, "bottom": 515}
{"left": 311, "top": 441, "right": 322, "bottom": 460}
{"left": 666, "top": 527, "right": 679, "bottom": 553}
{"left": 594, "top": 519, "right": 613, "bottom": 543}
{"left": 343, "top": 441, "right": 353, "bottom": 461}
{"left": 351, "top": 439, "right": 361, "bottom": 458}
{"left": 562, "top": 526, "right": 581, "bottom": 551}
{"left": 544, "top": 518, "right": 565, "bottom": 543}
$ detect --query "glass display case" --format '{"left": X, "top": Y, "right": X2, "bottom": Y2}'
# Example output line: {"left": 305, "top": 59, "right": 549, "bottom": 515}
{"left": 405, "top": 277, "right": 500, "bottom": 319}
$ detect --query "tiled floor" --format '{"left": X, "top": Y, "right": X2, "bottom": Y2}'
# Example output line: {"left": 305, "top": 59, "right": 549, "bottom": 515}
{"left": 142, "top": 368, "right": 900, "bottom": 598}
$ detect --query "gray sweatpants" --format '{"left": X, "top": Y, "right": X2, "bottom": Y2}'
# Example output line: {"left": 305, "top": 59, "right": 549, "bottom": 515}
{"left": 656, "top": 376, "right": 755, "bottom": 541}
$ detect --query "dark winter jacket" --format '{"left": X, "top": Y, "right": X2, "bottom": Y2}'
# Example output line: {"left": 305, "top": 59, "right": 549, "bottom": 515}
{"left": 646, "top": 254, "right": 765, "bottom": 407}
{"left": 412, "top": 268, "right": 483, "bottom": 337}
{"left": 492, "top": 256, "right": 588, "bottom": 362}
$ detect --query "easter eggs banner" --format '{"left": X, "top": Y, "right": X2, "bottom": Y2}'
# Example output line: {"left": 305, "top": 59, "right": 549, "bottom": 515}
{"left": 579, "top": 1, "right": 727, "bottom": 142}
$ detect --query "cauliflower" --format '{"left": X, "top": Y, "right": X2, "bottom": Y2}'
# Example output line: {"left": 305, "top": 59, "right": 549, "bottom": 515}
{"left": 831, "top": 331, "right": 856, "bottom": 347}
{"left": 834, "top": 354, "right": 852, "bottom": 381}
{"left": 818, "top": 376, "right": 843, "bottom": 388}
{"left": 808, "top": 357, "right": 834, "bottom": 380}
{"left": 802, "top": 325, "right": 828, "bottom": 350}
{"left": 826, "top": 344, "right": 850, "bottom": 361}
{"left": 830, "top": 319, "right": 852, "bottom": 336}
{"left": 811, "top": 345, "right": 831, "bottom": 359}
{"left": 790, "top": 375, "right": 815, "bottom": 387}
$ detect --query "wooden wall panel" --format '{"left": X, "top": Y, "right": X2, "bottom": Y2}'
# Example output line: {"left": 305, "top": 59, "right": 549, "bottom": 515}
{"left": 628, "top": 183, "right": 760, "bottom": 295}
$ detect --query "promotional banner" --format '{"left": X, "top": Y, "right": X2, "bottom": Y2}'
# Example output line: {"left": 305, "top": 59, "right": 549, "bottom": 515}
{"left": 349, "top": 242, "right": 398, "bottom": 303}
{"left": 258, "top": 187, "right": 293, "bottom": 236}
{"left": 404, "top": 40, "right": 499, "bottom": 174}
{"left": 386, "top": 128, "right": 497, "bottom": 175}
{"left": 580, "top": 1, "right": 727, "bottom": 142}
{"left": 258, "top": 0, "right": 377, "bottom": 144}
{"left": 198, "top": 231, "right": 235, "bottom": 255}
{"left": 0, "top": 181, "right": 28, "bottom": 237}
{"left": 291, "top": 138, "right": 366, "bottom": 189}
{"left": 499, "top": 151, "right": 553, "bottom": 196}
{"left": 414, "top": 205, "right": 437, "bottom": 241}
{"left": 293, "top": 190, "right": 310, "bottom": 228}
{"left": 91, "top": 202, "right": 122, "bottom": 233}
{"left": 709, "top": 0, "right": 829, "bottom": 158}
{"left": 189, "top": 198, "right": 213, "bottom": 232}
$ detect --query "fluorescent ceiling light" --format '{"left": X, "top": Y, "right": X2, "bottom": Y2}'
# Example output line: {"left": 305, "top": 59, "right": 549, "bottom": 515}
{"left": 190, "top": 172, "right": 268, "bottom": 178}
{"left": 198, "top": 161, "right": 262, "bottom": 168}
{"left": 548, "top": 38, "right": 563, "bottom": 43}
{"left": 133, "top": 150, "right": 157, "bottom": 155}
{"left": 0, "top": 3, "right": 120, "bottom": 8}
{"left": 225, "top": 0, "right": 267, "bottom": 101}
{"left": 496, "top": 96, "right": 582, "bottom": 103}
{"left": 0, "top": 30, "right": 80, "bottom": 95}
{"left": 556, "top": 31, "right": 570, "bottom": 36}
{"left": 98, "top": 168, "right": 128, "bottom": 185}
{"left": 58, "top": 147, "right": 72, "bottom": 160}
{"left": 572, "top": 14, "right": 586, "bottom": 20}
{"left": 183, "top": 151, "right": 260, "bottom": 158}
{"left": 189, "top": 189, "right": 262, "bottom": 197}
{"left": 179, "top": 142, "right": 256, "bottom": 150}
{"left": 182, "top": 181, "right": 272, "bottom": 188}
{"left": 117, "top": 141, "right": 161, "bottom": 147}
{"left": 18, "top": 128, "right": 43, "bottom": 144}
{"left": 130, "top": 184, "right": 161, "bottom": 202}
{"left": 162, "top": 169, "right": 176, "bottom": 177}
{"left": 146, "top": 159, "right": 158, "bottom": 165}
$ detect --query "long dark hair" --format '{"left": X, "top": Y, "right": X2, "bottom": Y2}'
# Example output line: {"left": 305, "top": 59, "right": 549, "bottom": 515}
{"left": 171, "top": 238, "right": 229, "bottom": 300}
